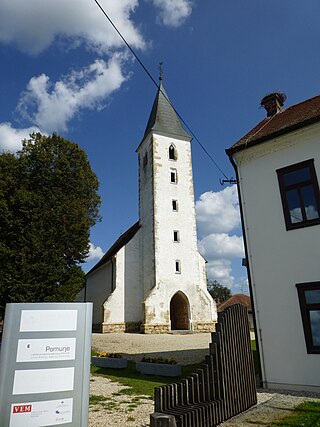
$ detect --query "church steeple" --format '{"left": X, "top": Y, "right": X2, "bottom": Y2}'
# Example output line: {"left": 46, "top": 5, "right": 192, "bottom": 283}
{"left": 143, "top": 82, "right": 192, "bottom": 140}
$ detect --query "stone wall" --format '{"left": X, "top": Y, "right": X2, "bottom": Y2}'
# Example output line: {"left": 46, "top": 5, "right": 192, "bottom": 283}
{"left": 192, "top": 321, "right": 216, "bottom": 333}
{"left": 140, "top": 323, "right": 170, "bottom": 334}
{"left": 102, "top": 322, "right": 126, "bottom": 333}
{"left": 102, "top": 322, "right": 142, "bottom": 333}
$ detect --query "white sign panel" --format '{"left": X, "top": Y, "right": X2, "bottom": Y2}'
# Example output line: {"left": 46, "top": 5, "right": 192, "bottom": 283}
{"left": 9, "top": 398, "right": 73, "bottom": 427}
{"left": 13, "top": 367, "right": 74, "bottom": 395}
{"left": 16, "top": 338, "right": 76, "bottom": 363}
{"left": 20, "top": 310, "right": 78, "bottom": 332}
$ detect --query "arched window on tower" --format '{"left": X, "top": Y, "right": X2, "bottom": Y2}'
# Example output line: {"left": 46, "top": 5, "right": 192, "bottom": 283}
{"left": 168, "top": 144, "right": 177, "bottom": 160}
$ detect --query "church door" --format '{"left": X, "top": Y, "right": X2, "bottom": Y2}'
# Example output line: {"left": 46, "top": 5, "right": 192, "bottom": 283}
{"left": 170, "top": 291, "right": 190, "bottom": 330}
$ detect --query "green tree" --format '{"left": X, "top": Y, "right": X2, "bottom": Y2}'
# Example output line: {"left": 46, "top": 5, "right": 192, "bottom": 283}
{"left": 0, "top": 133, "right": 101, "bottom": 315}
{"left": 207, "top": 280, "right": 232, "bottom": 302}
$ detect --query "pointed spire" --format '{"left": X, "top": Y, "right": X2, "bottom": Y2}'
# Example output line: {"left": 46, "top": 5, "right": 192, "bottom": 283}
{"left": 143, "top": 80, "right": 192, "bottom": 140}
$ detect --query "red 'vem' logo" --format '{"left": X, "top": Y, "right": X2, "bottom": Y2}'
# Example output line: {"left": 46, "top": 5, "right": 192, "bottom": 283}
{"left": 13, "top": 405, "right": 32, "bottom": 413}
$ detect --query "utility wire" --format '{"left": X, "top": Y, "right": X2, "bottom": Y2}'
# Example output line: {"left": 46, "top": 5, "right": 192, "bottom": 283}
{"left": 94, "top": 0, "right": 159, "bottom": 88}
{"left": 94, "top": 0, "right": 230, "bottom": 181}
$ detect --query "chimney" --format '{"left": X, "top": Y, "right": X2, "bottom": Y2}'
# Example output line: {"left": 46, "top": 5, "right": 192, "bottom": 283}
{"left": 260, "top": 92, "right": 286, "bottom": 117}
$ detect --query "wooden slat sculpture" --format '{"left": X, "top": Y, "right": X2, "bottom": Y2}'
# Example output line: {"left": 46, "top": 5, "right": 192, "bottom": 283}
{"left": 151, "top": 304, "right": 257, "bottom": 427}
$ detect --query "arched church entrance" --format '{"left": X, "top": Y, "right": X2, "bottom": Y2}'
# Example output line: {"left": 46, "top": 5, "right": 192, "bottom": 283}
{"left": 170, "top": 291, "right": 190, "bottom": 331}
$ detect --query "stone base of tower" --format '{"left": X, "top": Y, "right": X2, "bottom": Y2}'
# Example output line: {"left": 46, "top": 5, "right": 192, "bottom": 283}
{"left": 140, "top": 323, "right": 170, "bottom": 334}
{"left": 192, "top": 321, "right": 216, "bottom": 333}
{"left": 102, "top": 322, "right": 142, "bottom": 333}
{"left": 140, "top": 321, "right": 216, "bottom": 334}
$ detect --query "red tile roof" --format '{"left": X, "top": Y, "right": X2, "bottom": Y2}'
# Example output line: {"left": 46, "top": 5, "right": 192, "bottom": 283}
{"left": 217, "top": 294, "right": 252, "bottom": 313}
{"left": 226, "top": 95, "right": 320, "bottom": 155}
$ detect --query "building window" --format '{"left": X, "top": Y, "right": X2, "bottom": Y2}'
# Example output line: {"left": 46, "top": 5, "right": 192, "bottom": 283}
{"left": 296, "top": 282, "right": 320, "bottom": 354}
{"left": 111, "top": 258, "right": 116, "bottom": 292}
{"left": 277, "top": 159, "right": 320, "bottom": 230}
{"left": 170, "top": 168, "right": 177, "bottom": 184}
{"left": 173, "top": 230, "right": 180, "bottom": 242}
{"left": 143, "top": 152, "right": 148, "bottom": 169}
{"left": 175, "top": 260, "right": 181, "bottom": 274}
{"left": 172, "top": 199, "right": 178, "bottom": 211}
{"left": 169, "top": 144, "right": 177, "bottom": 160}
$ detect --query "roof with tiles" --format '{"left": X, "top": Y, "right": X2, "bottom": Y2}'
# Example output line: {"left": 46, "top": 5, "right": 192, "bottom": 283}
{"left": 217, "top": 293, "right": 252, "bottom": 313}
{"left": 143, "top": 81, "right": 192, "bottom": 140}
{"left": 86, "top": 221, "right": 140, "bottom": 276}
{"left": 226, "top": 94, "right": 320, "bottom": 156}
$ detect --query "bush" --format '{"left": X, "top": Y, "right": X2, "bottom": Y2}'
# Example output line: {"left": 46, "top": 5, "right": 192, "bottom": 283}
{"left": 96, "top": 352, "right": 123, "bottom": 358}
{"left": 141, "top": 356, "right": 177, "bottom": 365}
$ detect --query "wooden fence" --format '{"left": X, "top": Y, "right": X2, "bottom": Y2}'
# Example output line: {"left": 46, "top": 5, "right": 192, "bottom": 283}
{"left": 150, "top": 304, "right": 257, "bottom": 427}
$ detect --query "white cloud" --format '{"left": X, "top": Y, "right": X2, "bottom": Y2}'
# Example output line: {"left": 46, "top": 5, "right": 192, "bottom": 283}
{"left": 0, "top": 0, "right": 144, "bottom": 55}
{"left": 151, "top": 0, "right": 192, "bottom": 27}
{"left": 206, "top": 259, "right": 234, "bottom": 288}
{"left": 0, "top": 122, "right": 41, "bottom": 152}
{"left": 17, "top": 54, "right": 128, "bottom": 133}
{"left": 196, "top": 185, "right": 246, "bottom": 293}
{"left": 206, "top": 262, "right": 249, "bottom": 295}
{"left": 198, "top": 233, "right": 244, "bottom": 259}
{"left": 87, "top": 243, "right": 104, "bottom": 262}
{"left": 0, "top": 0, "right": 194, "bottom": 135}
{"left": 196, "top": 185, "right": 241, "bottom": 236}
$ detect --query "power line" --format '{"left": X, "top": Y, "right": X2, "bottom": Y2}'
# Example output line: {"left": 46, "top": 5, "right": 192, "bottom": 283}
{"left": 93, "top": 0, "right": 230, "bottom": 181}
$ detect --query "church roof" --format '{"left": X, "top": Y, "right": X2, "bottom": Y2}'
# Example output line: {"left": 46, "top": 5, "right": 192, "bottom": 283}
{"left": 143, "top": 81, "right": 192, "bottom": 140}
{"left": 86, "top": 221, "right": 140, "bottom": 276}
{"left": 226, "top": 94, "right": 320, "bottom": 156}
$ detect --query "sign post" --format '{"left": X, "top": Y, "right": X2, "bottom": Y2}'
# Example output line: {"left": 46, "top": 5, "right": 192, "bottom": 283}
{"left": 0, "top": 302, "right": 92, "bottom": 426}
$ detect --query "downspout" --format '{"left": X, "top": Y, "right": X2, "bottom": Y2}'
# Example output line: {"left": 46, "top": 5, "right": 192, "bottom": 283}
{"left": 227, "top": 153, "right": 265, "bottom": 388}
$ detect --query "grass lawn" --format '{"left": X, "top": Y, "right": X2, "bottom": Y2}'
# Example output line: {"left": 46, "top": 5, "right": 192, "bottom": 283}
{"left": 91, "top": 360, "right": 201, "bottom": 399}
{"left": 268, "top": 401, "right": 320, "bottom": 426}
{"left": 90, "top": 343, "right": 260, "bottom": 399}
{"left": 251, "top": 339, "right": 262, "bottom": 380}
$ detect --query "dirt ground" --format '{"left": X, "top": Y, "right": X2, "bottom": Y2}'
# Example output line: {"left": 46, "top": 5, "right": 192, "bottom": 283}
{"left": 91, "top": 331, "right": 212, "bottom": 365}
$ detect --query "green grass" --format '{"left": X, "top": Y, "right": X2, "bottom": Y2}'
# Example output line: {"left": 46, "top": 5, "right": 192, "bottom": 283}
{"left": 91, "top": 360, "right": 201, "bottom": 398}
{"left": 90, "top": 343, "right": 260, "bottom": 400}
{"left": 89, "top": 395, "right": 108, "bottom": 405}
{"left": 268, "top": 401, "right": 320, "bottom": 426}
{"left": 251, "top": 340, "right": 262, "bottom": 379}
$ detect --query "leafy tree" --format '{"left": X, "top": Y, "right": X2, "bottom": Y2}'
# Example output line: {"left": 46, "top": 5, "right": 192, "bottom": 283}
{"left": 0, "top": 133, "right": 101, "bottom": 315}
{"left": 207, "top": 280, "right": 232, "bottom": 302}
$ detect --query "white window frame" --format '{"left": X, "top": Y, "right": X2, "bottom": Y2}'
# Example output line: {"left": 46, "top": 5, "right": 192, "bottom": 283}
{"left": 175, "top": 260, "right": 181, "bottom": 274}
{"left": 168, "top": 144, "right": 177, "bottom": 161}
{"left": 170, "top": 168, "right": 177, "bottom": 184}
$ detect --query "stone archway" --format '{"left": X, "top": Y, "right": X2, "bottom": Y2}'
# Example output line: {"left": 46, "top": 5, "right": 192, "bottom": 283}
{"left": 170, "top": 291, "right": 190, "bottom": 331}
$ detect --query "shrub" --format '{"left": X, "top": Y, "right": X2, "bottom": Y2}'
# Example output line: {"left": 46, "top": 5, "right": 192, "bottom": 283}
{"left": 141, "top": 356, "right": 177, "bottom": 365}
{"left": 96, "top": 352, "right": 123, "bottom": 358}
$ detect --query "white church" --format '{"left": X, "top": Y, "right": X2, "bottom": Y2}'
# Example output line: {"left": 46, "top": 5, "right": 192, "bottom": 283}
{"left": 78, "top": 80, "right": 217, "bottom": 333}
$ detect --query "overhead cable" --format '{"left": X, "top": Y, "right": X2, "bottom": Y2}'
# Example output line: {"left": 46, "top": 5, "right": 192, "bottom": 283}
{"left": 93, "top": 0, "right": 230, "bottom": 181}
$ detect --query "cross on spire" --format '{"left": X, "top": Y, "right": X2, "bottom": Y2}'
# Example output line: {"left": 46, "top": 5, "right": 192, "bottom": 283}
{"left": 158, "top": 62, "right": 163, "bottom": 81}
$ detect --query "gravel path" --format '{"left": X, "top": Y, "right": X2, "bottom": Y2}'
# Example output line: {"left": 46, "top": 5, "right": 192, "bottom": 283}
{"left": 89, "top": 333, "right": 320, "bottom": 427}
{"left": 91, "top": 332, "right": 212, "bottom": 365}
{"left": 89, "top": 375, "right": 153, "bottom": 427}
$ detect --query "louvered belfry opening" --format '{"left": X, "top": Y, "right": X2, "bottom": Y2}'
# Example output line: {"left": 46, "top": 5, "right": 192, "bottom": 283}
{"left": 151, "top": 304, "right": 257, "bottom": 427}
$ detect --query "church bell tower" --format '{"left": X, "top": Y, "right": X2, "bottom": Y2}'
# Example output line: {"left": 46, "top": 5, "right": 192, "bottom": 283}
{"left": 136, "top": 78, "right": 216, "bottom": 333}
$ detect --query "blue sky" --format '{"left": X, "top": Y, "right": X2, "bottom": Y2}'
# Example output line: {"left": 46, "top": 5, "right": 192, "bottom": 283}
{"left": 1, "top": 1, "right": 320, "bottom": 294}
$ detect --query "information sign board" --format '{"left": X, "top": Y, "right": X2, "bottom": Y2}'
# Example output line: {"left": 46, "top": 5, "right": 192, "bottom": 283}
{"left": 0, "top": 303, "right": 92, "bottom": 427}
